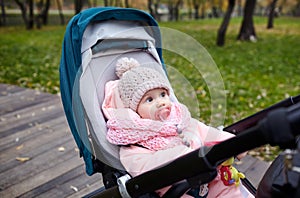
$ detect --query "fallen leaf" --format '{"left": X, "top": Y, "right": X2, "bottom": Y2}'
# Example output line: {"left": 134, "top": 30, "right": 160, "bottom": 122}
{"left": 16, "top": 144, "right": 24, "bottom": 150}
{"left": 70, "top": 185, "right": 78, "bottom": 192}
{"left": 234, "top": 160, "right": 243, "bottom": 165}
{"left": 58, "top": 146, "right": 65, "bottom": 152}
{"left": 16, "top": 157, "right": 30, "bottom": 162}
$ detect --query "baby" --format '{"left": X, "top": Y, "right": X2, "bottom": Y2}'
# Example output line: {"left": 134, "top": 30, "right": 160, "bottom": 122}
{"left": 102, "top": 57, "right": 253, "bottom": 198}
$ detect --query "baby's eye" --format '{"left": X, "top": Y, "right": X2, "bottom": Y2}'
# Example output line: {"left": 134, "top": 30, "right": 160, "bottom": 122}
{"left": 160, "top": 91, "right": 166, "bottom": 97}
{"left": 145, "top": 97, "right": 153, "bottom": 103}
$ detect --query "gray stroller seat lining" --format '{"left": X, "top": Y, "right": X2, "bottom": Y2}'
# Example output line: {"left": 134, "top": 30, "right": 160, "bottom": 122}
{"left": 77, "top": 20, "right": 177, "bottom": 170}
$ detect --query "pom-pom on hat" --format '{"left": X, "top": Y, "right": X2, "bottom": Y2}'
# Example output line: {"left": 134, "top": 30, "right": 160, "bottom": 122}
{"left": 116, "top": 57, "right": 171, "bottom": 111}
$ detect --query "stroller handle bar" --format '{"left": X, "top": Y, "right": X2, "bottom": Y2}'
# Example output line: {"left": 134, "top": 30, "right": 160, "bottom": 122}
{"left": 93, "top": 102, "right": 300, "bottom": 198}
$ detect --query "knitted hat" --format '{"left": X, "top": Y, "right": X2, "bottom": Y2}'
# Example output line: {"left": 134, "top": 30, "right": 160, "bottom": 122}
{"left": 116, "top": 57, "right": 170, "bottom": 111}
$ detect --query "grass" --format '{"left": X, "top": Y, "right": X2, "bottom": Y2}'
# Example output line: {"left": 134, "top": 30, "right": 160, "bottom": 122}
{"left": 0, "top": 26, "right": 65, "bottom": 93}
{"left": 0, "top": 16, "right": 299, "bottom": 161}
{"left": 160, "top": 17, "right": 300, "bottom": 124}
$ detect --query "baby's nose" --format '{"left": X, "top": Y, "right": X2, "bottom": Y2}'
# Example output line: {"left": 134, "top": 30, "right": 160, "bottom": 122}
{"left": 157, "top": 100, "right": 166, "bottom": 107}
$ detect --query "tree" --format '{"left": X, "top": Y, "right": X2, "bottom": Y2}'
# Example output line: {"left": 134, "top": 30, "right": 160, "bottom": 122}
{"left": 0, "top": 0, "right": 6, "bottom": 26}
{"left": 267, "top": 0, "right": 278, "bottom": 29}
{"left": 56, "top": 0, "right": 65, "bottom": 25}
{"left": 15, "top": 0, "right": 34, "bottom": 29}
{"left": 186, "top": 0, "right": 193, "bottom": 19}
{"left": 167, "top": 0, "right": 182, "bottom": 21}
{"left": 193, "top": 0, "right": 201, "bottom": 19}
{"left": 216, "top": 0, "right": 236, "bottom": 46}
{"left": 14, "top": 0, "right": 53, "bottom": 29}
{"left": 125, "top": 0, "right": 130, "bottom": 7}
{"left": 147, "top": 0, "right": 160, "bottom": 20}
{"left": 104, "top": 0, "right": 108, "bottom": 6}
{"left": 217, "top": 0, "right": 259, "bottom": 46}
{"left": 74, "top": 0, "right": 83, "bottom": 14}
{"left": 36, "top": 0, "right": 51, "bottom": 28}
{"left": 237, "top": 0, "right": 257, "bottom": 41}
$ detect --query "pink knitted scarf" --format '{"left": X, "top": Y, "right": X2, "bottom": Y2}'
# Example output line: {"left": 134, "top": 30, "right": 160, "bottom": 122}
{"left": 106, "top": 103, "right": 191, "bottom": 151}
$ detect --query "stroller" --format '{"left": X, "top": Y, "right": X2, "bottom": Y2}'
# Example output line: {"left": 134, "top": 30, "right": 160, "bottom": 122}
{"left": 59, "top": 7, "right": 300, "bottom": 197}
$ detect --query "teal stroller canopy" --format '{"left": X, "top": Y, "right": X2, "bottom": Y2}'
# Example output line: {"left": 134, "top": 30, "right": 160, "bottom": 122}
{"left": 59, "top": 7, "right": 164, "bottom": 175}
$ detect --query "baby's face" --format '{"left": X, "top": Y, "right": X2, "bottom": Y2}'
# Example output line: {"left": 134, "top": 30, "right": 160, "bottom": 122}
{"left": 137, "top": 88, "right": 172, "bottom": 121}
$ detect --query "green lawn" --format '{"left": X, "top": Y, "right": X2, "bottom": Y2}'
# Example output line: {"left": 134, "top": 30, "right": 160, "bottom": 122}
{"left": 0, "top": 17, "right": 299, "bottom": 161}
{"left": 160, "top": 17, "right": 300, "bottom": 125}
{"left": 0, "top": 26, "right": 65, "bottom": 94}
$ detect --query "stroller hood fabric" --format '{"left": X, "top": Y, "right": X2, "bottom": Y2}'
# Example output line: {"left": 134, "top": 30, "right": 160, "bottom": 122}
{"left": 59, "top": 7, "right": 163, "bottom": 175}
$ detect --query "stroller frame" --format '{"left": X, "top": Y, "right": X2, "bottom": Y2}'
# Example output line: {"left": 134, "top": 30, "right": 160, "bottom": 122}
{"left": 59, "top": 7, "right": 300, "bottom": 198}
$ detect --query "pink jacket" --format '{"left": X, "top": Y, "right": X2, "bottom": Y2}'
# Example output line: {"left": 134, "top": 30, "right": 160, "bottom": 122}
{"left": 102, "top": 80, "right": 254, "bottom": 198}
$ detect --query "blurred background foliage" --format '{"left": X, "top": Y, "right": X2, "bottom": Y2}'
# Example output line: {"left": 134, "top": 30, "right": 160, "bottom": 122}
{"left": 1, "top": 0, "right": 300, "bottom": 27}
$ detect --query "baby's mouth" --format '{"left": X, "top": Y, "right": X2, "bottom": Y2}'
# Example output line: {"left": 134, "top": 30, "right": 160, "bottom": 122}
{"left": 156, "top": 106, "right": 171, "bottom": 121}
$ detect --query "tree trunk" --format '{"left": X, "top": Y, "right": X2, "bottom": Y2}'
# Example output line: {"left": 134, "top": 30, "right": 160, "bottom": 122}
{"left": 15, "top": 0, "right": 29, "bottom": 28}
{"left": 155, "top": 1, "right": 161, "bottom": 21}
{"left": 200, "top": 3, "right": 205, "bottom": 19}
{"left": 41, "top": 0, "right": 50, "bottom": 25}
{"left": 148, "top": 0, "right": 162, "bottom": 21}
{"left": 0, "top": 0, "right": 6, "bottom": 26}
{"left": 28, "top": 0, "right": 34, "bottom": 29}
{"left": 167, "top": 0, "right": 181, "bottom": 21}
{"left": 194, "top": 4, "right": 199, "bottom": 19}
{"left": 174, "top": 0, "right": 182, "bottom": 21}
{"left": 168, "top": 2, "right": 174, "bottom": 21}
{"left": 148, "top": 0, "right": 153, "bottom": 15}
{"left": 104, "top": 0, "right": 108, "bottom": 6}
{"left": 125, "top": 0, "right": 129, "bottom": 8}
{"left": 237, "top": 0, "right": 257, "bottom": 41}
{"left": 187, "top": 0, "right": 193, "bottom": 19}
{"left": 35, "top": 0, "right": 50, "bottom": 29}
{"left": 74, "top": 0, "right": 83, "bottom": 14}
{"left": 56, "top": 0, "right": 65, "bottom": 25}
{"left": 267, "top": 0, "right": 278, "bottom": 29}
{"left": 216, "top": 0, "right": 235, "bottom": 46}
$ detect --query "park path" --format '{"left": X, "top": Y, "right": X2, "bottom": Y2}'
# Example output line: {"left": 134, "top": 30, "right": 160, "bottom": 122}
{"left": 0, "top": 84, "right": 103, "bottom": 197}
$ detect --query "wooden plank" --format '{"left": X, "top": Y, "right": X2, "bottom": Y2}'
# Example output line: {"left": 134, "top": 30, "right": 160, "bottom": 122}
{"left": 242, "top": 159, "right": 270, "bottom": 188}
{"left": 0, "top": 87, "right": 55, "bottom": 115}
{"left": 66, "top": 182, "right": 105, "bottom": 198}
{"left": 16, "top": 165, "right": 86, "bottom": 198}
{"left": 0, "top": 109, "right": 67, "bottom": 143}
{"left": 0, "top": 96, "right": 62, "bottom": 135}
{"left": 0, "top": 108, "right": 66, "bottom": 152}
{"left": 17, "top": 165, "right": 103, "bottom": 198}
{"left": 0, "top": 155, "right": 84, "bottom": 198}
{"left": 0, "top": 135, "right": 78, "bottom": 191}
{"left": 235, "top": 155, "right": 271, "bottom": 188}
{"left": 32, "top": 168, "right": 103, "bottom": 198}
{"left": 0, "top": 119, "right": 73, "bottom": 172}
{"left": 0, "top": 84, "right": 25, "bottom": 96}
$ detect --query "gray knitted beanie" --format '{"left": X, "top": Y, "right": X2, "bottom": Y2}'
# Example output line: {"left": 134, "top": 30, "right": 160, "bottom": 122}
{"left": 116, "top": 57, "right": 170, "bottom": 111}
